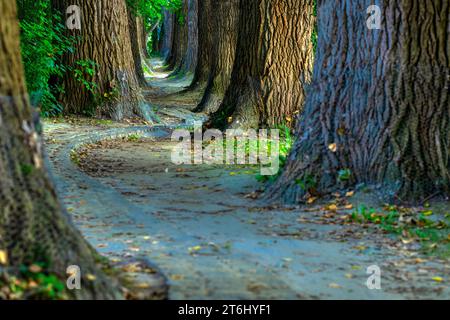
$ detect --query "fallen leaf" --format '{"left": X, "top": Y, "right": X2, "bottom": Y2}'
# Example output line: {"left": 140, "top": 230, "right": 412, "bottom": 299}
{"left": 29, "top": 264, "right": 42, "bottom": 273}
{"left": 353, "top": 245, "right": 367, "bottom": 251}
{"left": 0, "top": 250, "right": 7, "bottom": 265}
{"left": 328, "top": 283, "right": 342, "bottom": 289}
{"left": 345, "top": 191, "right": 355, "bottom": 197}
{"left": 401, "top": 238, "right": 415, "bottom": 244}
{"left": 328, "top": 143, "right": 337, "bottom": 153}
{"left": 414, "top": 258, "right": 427, "bottom": 264}
{"left": 345, "top": 273, "right": 353, "bottom": 279}
{"left": 326, "top": 204, "right": 338, "bottom": 211}
{"left": 432, "top": 277, "right": 444, "bottom": 283}
{"left": 86, "top": 274, "right": 96, "bottom": 281}
{"left": 189, "top": 245, "right": 202, "bottom": 253}
{"left": 135, "top": 282, "right": 151, "bottom": 289}
{"left": 171, "top": 274, "right": 184, "bottom": 281}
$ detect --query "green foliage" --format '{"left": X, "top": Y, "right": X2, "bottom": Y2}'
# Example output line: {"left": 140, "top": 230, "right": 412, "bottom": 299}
{"left": 256, "top": 124, "right": 294, "bottom": 183}
{"left": 20, "top": 163, "right": 34, "bottom": 176}
{"left": 337, "top": 169, "right": 352, "bottom": 182}
{"left": 18, "top": 1, "right": 75, "bottom": 117}
{"left": 127, "top": 0, "right": 183, "bottom": 29}
{"left": 72, "top": 60, "right": 99, "bottom": 95}
{"left": 127, "top": 0, "right": 183, "bottom": 56}
{"left": 312, "top": 0, "right": 318, "bottom": 53}
{"left": 0, "top": 263, "right": 67, "bottom": 300}
{"left": 295, "top": 175, "right": 317, "bottom": 191}
{"left": 351, "top": 205, "right": 450, "bottom": 257}
{"left": 127, "top": 133, "right": 142, "bottom": 142}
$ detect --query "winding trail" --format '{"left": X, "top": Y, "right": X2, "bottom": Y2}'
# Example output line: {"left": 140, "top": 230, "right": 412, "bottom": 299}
{"left": 43, "top": 60, "right": 450, "bottom": 300}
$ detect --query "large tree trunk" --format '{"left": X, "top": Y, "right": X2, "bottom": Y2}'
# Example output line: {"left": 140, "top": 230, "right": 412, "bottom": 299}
{"left": 269, "top": 0, "right": 450, "bottom": 203}
{"left": 209, "top": 0, "right": 315, "bottom": 129}
{"left": 138, "top": 17, "right": 150, "bottom": 59}
{"left": 128, "top": 8, "right": 147, "bottom": 86}
{"left": 167, "top": 0, "right": 198, "bottom": 74}
{"left": 160, "top": 10, "right": 175, "bottom": 61}
{"left": 195, "top": 0, "right": 240, "bottom": 114}
{"left": 183, "top": 0, "right": 198, "bottom": 74}
{"left": 53, "top": 0, "right": 150, "bottom": 121}
{"left": 167, "top": 1, "right": 188, "bottom": 71}
{"left": 0, "top": 0, "right": 120, "bottom": 299}
{"left": 189, "top": 0, "right": 214, "bottom": 90}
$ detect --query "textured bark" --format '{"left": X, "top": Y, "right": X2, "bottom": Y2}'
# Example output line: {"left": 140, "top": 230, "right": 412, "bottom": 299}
{"left": 53, "top": 0, "right": 149, "bottom": 121}
{"left": 128, "top": 8, "right": 147, "bottom": 86}
{"left": 167, "top": 1, "right": 188, "bottom": 70}
{"left": 0, "top": 1, "right": 120, "bottom": 299}
{"left": 195, "top": 0, "right": 240, "bottom": 114}
{"left": 160, "top": 10, "right": 175, "bottom": 61}
{"left": 210, "top": 0, "right": 315, "bottom": 128}
{"left": 167, "top": 0, "right": 198, "bottom": 74}
{"left": 183, "top": 0, "right": 198, "bottom": 73}
{"left": 189, "top": 0, "right": 214, "bottom": 90}
{"left": 269, "top": 0, "right": 450, "bottom": 203}
{"left": 138, "top": 17, "right": 150, "bottom": 59}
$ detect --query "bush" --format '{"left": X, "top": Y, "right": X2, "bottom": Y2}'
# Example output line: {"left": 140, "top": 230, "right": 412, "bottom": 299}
{"left": 18, "top": 0, "right": 74, "bottom": 117}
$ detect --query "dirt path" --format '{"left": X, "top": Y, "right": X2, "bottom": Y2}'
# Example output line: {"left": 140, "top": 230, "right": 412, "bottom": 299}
{"left": 42, "top": 60, "right": 450, "bottom": 300}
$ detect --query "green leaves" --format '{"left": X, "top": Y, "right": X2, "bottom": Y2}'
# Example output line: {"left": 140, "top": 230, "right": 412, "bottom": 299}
{"left": 127, "top": 0, "right": 183, "bottom": 29}
{"left": 18, "top": 1, "right": 75, "bottom": 117}
{"left": 73, "top": 60, "right": 99, "bottom": 94}
{"left": 337, "top": 169, "right": 351, "bottom": 182}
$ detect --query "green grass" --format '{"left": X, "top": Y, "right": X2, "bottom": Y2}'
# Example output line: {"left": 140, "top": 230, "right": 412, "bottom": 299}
{"left": 0, "top": 263, "right": 67, "bottom": 300}
{"left": 126, "top": 133, "right": 142, "bottom": 142}
{"left": 350, "top": 205, "right": 450, "bottom": 258}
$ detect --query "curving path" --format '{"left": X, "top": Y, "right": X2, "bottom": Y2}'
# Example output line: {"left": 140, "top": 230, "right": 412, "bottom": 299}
{"left": 42, "top": 62, "right": 450, "bottom": 300}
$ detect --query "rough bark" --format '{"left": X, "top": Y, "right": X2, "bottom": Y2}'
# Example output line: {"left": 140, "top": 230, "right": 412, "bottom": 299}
{"left": 195, "top": 0, "right": 240, "bottom": 114}
{"left": 167, "top": 1, "right": 188, "bottom": 70}
{"left": 167, "top": 0, "right": 198, "bottom": 74}
{"left": 53, "top": 0, "right": 150, "bottom": 121}
{"left": 209, "top": 0, "right": 315, "bottom": 128}
{"left": 183, "top": 0, "right": 198, "bottom": 74}
{"left": 128, "top": 8, "right": 147, "bottom": 86}
{"left": 160, "top": 10, "right": 175, "bottom": 61}
{"left": 189, "top": 0, "right": 214, "bottom": 90}
{"left": 268, "top": 0, "right": 450, "bottom": 203}
{"left": 138, "top": 17, "right": 150, "bottom": 59}
{"left": 0, "top": 0, "right": 121, "bottom": 299}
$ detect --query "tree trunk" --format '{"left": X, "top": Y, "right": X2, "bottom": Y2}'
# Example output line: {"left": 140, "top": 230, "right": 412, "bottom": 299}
{"left": 167, "top": 0, "right": 198, "bottom": 74}
{"left": 189, "top": 0, "right": 214, "bottom": 89}
{"left": 183, "top": 0, "right": 198, "bottom": 74}
{"left": 195, "top": 0, "right": 240, "bottom": 114}
{"left": 53, "top": 0, "right": 150, "bottom": 121}
{"left": 167, "top": 1, "right": 188, "bottom": 71}
{"left": 128, "top": 8, "right": 147, "bottom": 86}
{"left": 0, "top": 0, "right": 121, "bottom": 299}
{"left": 160, "top": 10, "right": 175, "bottom": 61}
{"left": 138, "top": 17, "right": 150, "bottom": 59}
{"left": 209, "top": 0, "right": 315, "bottom": 129}
{"left": 269, "top": 0, "right": 450, "bottom": 203}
